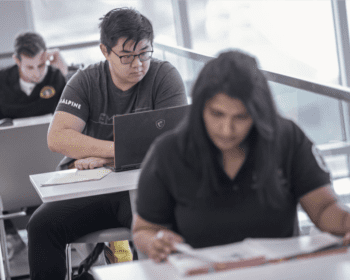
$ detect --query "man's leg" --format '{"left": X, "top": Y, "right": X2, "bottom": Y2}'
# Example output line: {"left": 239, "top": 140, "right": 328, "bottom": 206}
{"left": 27, "top": 191, "right": 132, "bottom": 280}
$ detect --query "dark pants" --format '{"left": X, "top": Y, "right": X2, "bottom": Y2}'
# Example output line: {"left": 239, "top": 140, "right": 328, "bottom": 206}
{"left": 27, "top": 191, "right": 132, "bottom": 280}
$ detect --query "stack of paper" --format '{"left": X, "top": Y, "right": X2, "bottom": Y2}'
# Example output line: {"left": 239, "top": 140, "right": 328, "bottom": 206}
{"left": 168, "top": 233, "right": 345, "bottom": 276}
{"left": 41, "top": 167, "right": 112, "bottom": 186}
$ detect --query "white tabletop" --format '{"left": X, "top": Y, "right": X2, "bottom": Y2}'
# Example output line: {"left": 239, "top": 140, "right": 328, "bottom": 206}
{"left": 92, "top": 251, "right": 350, "bottom": 280}
{"left": 29, "top": 169, "right": 141, "bottom": 203}
{"left": 0, "top": 114, "right": 53, "bottom": 130}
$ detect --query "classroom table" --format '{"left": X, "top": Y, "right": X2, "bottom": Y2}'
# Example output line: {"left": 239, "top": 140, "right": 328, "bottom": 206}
{"left": 30, "top": 169, "right": 350, "bottom": 280}
{"left": 0, "top": 114, "right": 63, "bottom": 211}
{"left": 91, "top": 250, "right": 350, "bottom": 280}
{"left": 29, "top": 169, "right": 141, "bottom": 208}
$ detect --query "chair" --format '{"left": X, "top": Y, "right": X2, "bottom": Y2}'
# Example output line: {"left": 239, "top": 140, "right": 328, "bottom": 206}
{"left": 0, "top": 196, "right": 26, "bottom": 280}
{"left": 66, "top": 189, "right": 147, "bottom": 280}
{"left": 0, "top": 116, "right": 63, "bottom": 279}
{"left": 0, "top": 117, "right": 63, "bottom": 211}
{"left": 66, "top": 228, "right": 133, "bottom": 280}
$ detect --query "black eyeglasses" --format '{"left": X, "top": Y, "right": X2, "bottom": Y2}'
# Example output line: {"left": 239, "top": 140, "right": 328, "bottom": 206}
{"left": 108, "top": 47, "right": 153, "bottom": 64}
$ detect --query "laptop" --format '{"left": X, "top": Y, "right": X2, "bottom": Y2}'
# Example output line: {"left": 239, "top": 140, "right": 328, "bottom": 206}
{"left": 112, "top": 104, "right": 190, "bottom": 172}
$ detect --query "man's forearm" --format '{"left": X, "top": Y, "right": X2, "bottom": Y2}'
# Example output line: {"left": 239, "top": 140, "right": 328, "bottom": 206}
{"left": 48, "top": 128, "right": 114, "bottom": 159}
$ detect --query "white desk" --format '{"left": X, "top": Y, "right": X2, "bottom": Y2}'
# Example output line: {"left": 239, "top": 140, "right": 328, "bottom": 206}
{"left": 0, "top": 114, "right": 53, "bottom": 131}
{"left": 92, "top": 251, "right": 350, "bottom": 280}
{"left": 0, "top": 114, "right": 63, "bottom": 211}
{"left": 29, "top": 169, "right": 141, "bottom": 203}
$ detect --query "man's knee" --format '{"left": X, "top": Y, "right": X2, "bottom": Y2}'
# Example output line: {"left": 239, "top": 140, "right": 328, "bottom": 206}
{"left": 27, "top": 206, "right": 57, "bottom": 239}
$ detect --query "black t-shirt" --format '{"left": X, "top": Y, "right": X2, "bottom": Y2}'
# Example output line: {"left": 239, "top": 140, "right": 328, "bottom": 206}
{"left": 137, "top": 117, "right": 331, "bottom": 248}
{"left": 0, "top": 65, "right": 66, "bottom": 119}
{"left": 56, "top": 59, "right": 187, "bottom": 141}
{"left": 55, "top": 59, "right": 188, "bottom": 168}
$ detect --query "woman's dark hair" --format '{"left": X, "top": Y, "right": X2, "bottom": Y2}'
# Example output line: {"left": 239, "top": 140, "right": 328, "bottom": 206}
{"left": 14, "top": 32, "right": 46, "bottom": 61}
{"left": 99, "top": 7, "right": 154, "bottom": 52}
{"left": 181, "top": 50, "right": 288, "bottom": 208}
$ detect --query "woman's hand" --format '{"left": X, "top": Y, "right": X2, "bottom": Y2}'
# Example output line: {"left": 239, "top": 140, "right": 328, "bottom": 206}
{"left": 148, "top": 230, "right": 184, "bottom": 263}
{"left": 74, "top": 157, "right": 114, "bottom": 170}
{"left": 343, "top": 232, "right": 350, "bottom": 246}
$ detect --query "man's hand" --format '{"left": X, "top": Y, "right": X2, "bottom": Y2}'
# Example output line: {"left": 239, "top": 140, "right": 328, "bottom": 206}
{"left": 46, "top": 48, "right": 68, "bottom": 76}
{"left": 74, "top": 157, "right": 114, "bottom": 170}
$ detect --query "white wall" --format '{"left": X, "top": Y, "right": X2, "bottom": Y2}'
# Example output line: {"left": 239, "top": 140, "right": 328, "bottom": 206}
{"left": 0, "top": 0, "right": 34, "bottom": 67}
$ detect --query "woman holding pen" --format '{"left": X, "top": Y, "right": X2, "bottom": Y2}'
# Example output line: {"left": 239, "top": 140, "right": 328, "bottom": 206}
{"left": 132, "top": 50, "right": 350, "bottom": 262}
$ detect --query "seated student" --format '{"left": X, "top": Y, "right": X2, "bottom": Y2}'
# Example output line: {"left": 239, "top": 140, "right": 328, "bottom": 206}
{"left": 133, "top": 50, "right": 350, "bottom": 262}
{"left": 26, "top": 7, "right": 187, "bottom": 280}
{"left": 0, "top": 32, "right": 67, "bottom": 259}
{"left": 0, "top": 32, "right": 67, "bottom": 120}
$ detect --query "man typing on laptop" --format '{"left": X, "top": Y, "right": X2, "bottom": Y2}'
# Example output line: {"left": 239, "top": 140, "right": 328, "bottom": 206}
{"left": 27, "top": 7, "right": 187, "bottom": 280}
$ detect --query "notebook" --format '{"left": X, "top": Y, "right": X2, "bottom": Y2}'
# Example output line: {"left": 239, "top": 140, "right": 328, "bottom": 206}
{"left": 112, "top": 104, "right": 190, "bottom": 172}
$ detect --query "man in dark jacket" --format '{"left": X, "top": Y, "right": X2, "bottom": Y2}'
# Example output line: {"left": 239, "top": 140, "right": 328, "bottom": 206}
{"left": 0, "top": 32, "right": 68, "bottom": 259}
{"left": 0, "top": 32, "right": 67, "bottom": 120}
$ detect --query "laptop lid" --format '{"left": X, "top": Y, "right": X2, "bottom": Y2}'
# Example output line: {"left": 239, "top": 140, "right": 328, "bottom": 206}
{"left": 113, "top": 104, "right": 190, "bottom": 172}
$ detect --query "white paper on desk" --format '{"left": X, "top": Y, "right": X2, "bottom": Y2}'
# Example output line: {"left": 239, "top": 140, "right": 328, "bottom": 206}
{"left": 168, "top": 242, "right": 252, "bottom": 276}
{"left": 243, "top": 232, "right": 342, "bottom": 259}
{"left": 41, "top": 167, "right": 112, "bottom": 186}
{"left": 168, "top": 233, "right": 343, "bottom": 276}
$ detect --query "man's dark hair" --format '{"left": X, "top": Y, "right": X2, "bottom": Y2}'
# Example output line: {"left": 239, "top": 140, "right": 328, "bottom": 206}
{"left": 178, "top": 50, "right": 290, "bottom": 209}
{"left": 99, "top": 7, "right": 154, "bottom": 53}
{"left": 14, "top": 32, "right": 46, "bottom": 61}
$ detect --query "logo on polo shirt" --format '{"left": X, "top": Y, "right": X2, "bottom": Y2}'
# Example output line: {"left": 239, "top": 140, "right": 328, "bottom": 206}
{"left": 40, "top": 86, "right": 56, "bottom": 99}
{"left": 156, "top": 119, "right": 165, "bottom": 129}
{"left": 312, "top": 145, "right": 329, "bottom": 173}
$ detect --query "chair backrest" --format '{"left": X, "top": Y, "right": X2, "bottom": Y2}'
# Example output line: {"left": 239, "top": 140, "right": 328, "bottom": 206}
{"left": 293, "top": 209, "right": 300, "bottom": 236}
{"left": 0, "top": 119, "right": 63, "bottom": 211}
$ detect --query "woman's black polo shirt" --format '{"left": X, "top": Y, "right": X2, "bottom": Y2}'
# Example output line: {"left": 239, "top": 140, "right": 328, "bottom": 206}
{"left": 136, "top": 117, "right": 330, "bottom": 248}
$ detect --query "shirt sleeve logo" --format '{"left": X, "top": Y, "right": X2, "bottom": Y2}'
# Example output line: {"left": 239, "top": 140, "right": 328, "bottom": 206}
{"left": 59, "top": 98, "right": 81, "bottom": 110}
{"left": 40, "top": 86, "right": 56, "bottom": 99}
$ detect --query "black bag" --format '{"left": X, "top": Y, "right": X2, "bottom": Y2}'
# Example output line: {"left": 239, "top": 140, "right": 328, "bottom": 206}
{"left": 72, "top": 243, "right": 105, "bottom": 280}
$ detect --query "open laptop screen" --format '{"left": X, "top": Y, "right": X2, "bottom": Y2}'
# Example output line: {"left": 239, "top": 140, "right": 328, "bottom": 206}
{"left": 112, "top": 104, "right": 190, "bottom": 172}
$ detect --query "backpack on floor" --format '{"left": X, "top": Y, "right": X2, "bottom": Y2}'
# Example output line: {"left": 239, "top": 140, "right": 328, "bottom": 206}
{"left": 72, "top": 243, "right": 104, "bottom": 280}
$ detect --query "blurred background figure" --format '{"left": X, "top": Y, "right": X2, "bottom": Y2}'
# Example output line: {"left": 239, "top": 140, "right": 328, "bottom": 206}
{"left": 0, "top": 31, "right": 68, "bottom": 260}
{"left": 0, "top": 31, "right": 67, "bottom": 121}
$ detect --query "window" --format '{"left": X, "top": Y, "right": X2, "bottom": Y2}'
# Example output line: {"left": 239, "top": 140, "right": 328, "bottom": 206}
{"left": 31, "top": 0, "right": 176, "bottom": 64}
{"left": 187, "top": 0, "right": 339, "bottom": 85}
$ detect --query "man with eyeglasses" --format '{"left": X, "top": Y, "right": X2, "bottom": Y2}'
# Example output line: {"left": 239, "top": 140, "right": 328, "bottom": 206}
{"left": 27, "top": 7, "right": 187, "bottom": 280}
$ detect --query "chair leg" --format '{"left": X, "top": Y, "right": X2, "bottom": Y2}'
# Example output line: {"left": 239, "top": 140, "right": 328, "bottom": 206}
{"left": 66, "top": 244, "right": 73, "bottom": 280}
{"left": 0, "top": 240, "right": 7, "bottom": 280}
{"left": 0, "top": 202, "right": 11, "bottom": 280}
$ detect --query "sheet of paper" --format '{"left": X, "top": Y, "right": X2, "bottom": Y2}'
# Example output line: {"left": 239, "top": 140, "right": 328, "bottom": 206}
{"left": 175, "top": 242, "right": 254, "bottom": 262}
{"left": 169, "top": 242, "right": 258, "bottom": 276}
{"left": 168, "top": 233, "right": 343, "bottom": 276}
{"left": 41, "top": 167, "right": 112, "bottom": 186}
{"left": 243, "top": 233, "right": 342, "bottom": 259}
